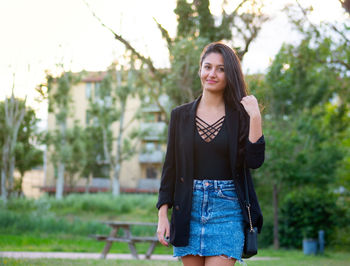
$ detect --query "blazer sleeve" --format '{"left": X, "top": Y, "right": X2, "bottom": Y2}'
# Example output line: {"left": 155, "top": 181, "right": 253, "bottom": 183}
{"left": 156, "top": 108, "right": 177, "bottom": 210}
{"left": 245, "top": 134, "right": 265, "bottom": 169}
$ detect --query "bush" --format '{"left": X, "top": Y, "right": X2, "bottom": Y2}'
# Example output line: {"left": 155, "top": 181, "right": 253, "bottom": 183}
{"left": 0, "top": 209, "right": 109, "bottom": 235}
{"left": 0, "top": 193, "right": 159, "bottom": 236}
{"left": 46, "top": 193, "right": 158, "bottom": 216}
{"left": 328, "top": 196, "right": 350, "bottom": 251}
{"left": 279, "top": 187, "right": 339, "bottom": 248}
{"left": 258, "top": 215, "right": 273, "bottom": 248}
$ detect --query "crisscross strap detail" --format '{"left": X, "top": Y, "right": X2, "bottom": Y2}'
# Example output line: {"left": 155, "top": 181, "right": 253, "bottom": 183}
{"left": 196, "top": 115, "right": 225, "bottom": 143}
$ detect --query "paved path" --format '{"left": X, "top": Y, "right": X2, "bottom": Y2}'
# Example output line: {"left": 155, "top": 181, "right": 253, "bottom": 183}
{"left": 0, "top": 252, "right": 278, "bottom": 261}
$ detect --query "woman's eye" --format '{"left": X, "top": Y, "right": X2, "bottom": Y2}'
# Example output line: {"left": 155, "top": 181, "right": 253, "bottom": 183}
{"left": 219, "top": 68, "right": 225, "bottom": 72}
{"left": 204, "top": 65, "right": 210, "bottom": 70}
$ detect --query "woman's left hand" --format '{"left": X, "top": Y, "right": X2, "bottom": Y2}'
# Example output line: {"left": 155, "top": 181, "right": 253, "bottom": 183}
{"left": 240, "top": 95, "right": 261, "bottom": 118}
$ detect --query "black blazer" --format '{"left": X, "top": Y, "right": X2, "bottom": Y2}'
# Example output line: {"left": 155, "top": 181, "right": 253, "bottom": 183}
{"left": 156, "top": 94, "right": 265, "bottom": 247}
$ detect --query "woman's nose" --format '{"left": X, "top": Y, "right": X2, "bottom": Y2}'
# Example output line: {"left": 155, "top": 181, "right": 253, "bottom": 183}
{"left": 209, "top": 69, "right": 216, "bottom": 77}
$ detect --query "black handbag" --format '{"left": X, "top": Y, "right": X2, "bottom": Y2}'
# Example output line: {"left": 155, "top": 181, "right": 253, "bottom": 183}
{"left": 241, "top": 163, "right": 258, "bottom": 259}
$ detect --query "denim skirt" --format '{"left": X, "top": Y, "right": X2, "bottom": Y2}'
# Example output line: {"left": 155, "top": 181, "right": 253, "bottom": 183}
{"left": 173, "top": 179, "right": 244, "bottom": 261}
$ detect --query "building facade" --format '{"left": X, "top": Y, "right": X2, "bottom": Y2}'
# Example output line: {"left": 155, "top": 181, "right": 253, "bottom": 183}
{"left": 43, "top": 70, "right": 168, "bottom": 194}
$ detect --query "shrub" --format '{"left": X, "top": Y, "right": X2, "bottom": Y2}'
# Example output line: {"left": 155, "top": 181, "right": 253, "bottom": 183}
{"left": 0, "top": 209, "right": 109, "bottom": 235}
{"left": 0, "top": 193, "right": 159, "bottom": 236}
{"left": 279, "top": 187, "right": 339, "bottom": 248}
{"left": 258, "top": 215, "right": 273, "bottom": 248}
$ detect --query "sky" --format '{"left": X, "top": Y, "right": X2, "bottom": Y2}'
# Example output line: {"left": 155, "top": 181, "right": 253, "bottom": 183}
{"left": 0, "top": 0, "right": 347, "bottom": 126}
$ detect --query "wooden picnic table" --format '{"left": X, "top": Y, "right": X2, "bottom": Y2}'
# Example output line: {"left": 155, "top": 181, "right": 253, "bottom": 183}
{"left": 90, "top": 221, "right": 159, "bottom": 260}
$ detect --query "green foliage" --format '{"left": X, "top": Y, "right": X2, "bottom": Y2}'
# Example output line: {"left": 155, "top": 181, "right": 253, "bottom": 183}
{"left": 84, "top": 64, "right": 139, "bottom": 187}
{"left": 259, "top": 24, "right": 350, "bottom": 247}
{"left": 0, "top": 209, "right": 108, "bottom": 236}
{"left": 239, "top": 5, "right": 350, "bottom": 250}
{"left": 165, "top": 37, "right": 209, "bottom": 105}
{"left": 156, "top": 0, "right": 270, "bottom": 107}
{"left": 64, "top": 122, "right": 88, "bottom": 184}
{"left": 47, "top": 71, "right": 80, "bottom": 118}
{"left": 2, "top": 193, "right": 158, "bottom": 219}
{"left": 0, "top": 98, "right": 42, "bottom": 198}
{"left": 258, "top": 212, "right": 274, "bottom": 248}
{"left": 174, "top": 0, "right": 196, "bottom": 39}
{"left": 173, "top": 0, "right": 268, "bottom": 46}
{"left": 266, "top": 39, "right": 337, "bottom": 118}
{"left": 279, "top": 187, "right": 340, "bottom": 248}
{"left": 45, "top": 122, "right": 87, "bottom": 181}
{"left": 0, "top": 193, "right": 158, "bottom": 236}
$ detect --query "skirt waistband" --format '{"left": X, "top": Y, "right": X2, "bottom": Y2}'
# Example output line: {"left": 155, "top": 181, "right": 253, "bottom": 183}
{"left": 193, "top": 179, "right": 235, "bottom": 190}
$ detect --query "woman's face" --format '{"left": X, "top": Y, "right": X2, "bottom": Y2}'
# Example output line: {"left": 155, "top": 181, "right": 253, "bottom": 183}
{"left": 200, "top": 52, "right": 227, "bottom": 93}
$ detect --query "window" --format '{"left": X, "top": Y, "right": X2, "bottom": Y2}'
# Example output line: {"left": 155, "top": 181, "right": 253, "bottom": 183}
{"left": 157, "top": 112, "right": 163, "bottom": 122}
{"left": 94, "top": 82, "right": 101, "bottom": 99}
{"left": 146, "top": 166, "right": 157, "bottom": 179}
{"left": 86, "top": 83, "right": 92, "bottom": 99}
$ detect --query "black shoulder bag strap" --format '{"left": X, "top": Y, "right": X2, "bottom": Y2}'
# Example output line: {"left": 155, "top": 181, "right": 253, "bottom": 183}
{"left": 242, "top": 162, "right": 258, "bottom": 258}
{"left": 243, "top": 163, "right": 254, "bottom": 232}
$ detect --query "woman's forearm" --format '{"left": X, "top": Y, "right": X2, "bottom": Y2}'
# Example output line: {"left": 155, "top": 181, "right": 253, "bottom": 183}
{"left": 248, "top": 114, "right": 263, "bottom": 143}
{"left": 158, "top": 204, "right": 169, "bottom": 217}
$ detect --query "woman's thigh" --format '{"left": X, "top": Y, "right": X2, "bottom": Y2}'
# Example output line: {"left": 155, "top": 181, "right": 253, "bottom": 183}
{"left": 181, "top": 255, "right": 205, "bottom": 266}
{"left": 205, "top": 255, "right": 236, "bottom": 266}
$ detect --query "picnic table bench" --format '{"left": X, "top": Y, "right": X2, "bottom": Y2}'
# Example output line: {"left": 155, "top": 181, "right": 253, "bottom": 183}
{"left": 90, "top": 221, "right": 159, "bottom": 259}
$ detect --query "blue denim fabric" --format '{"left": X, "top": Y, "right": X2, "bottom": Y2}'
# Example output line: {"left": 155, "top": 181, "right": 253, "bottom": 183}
{"left": 173, "top": 179, "right": 244, "bottom": 261}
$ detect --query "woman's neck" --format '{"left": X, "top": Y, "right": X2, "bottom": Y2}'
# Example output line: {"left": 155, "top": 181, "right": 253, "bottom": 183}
{"left": 199, "top": 90, "right": 225, "bottom": 111}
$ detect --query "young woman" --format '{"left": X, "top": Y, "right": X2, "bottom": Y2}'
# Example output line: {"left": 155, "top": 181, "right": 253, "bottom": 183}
{"left": 156, "top": 42, "right": 265, "bottom": 266}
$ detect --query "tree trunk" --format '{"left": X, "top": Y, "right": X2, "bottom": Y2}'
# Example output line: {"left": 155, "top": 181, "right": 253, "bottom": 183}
{"left": 1, "top": 138, "right": 9, "bottom": 203}
{"left": 55, "top": 119, "right": 66, "bottom": 200}
{"left": 1, "top": 168, "right": 7, "bottom": 204}
{"left": 8, "top": 155, "right": 15, "bottom": 197}
{"left": 56, "top": 162, "right": 65, "bottom": 200}
{"left": 2, "top": 94, "right": 26, "bottom": 202}
{"left": 85, "top": 172, "right": 92, "bottom": 194}
{"left": 112, "top": 100, "right": 125, "bottom": 197}
{"left": 112, "top": 164, "right": 120, "bottom": 197}
{"left": 17, "top": 173, "right": 25, "bottom": 198}
{"left": 273, "top": 183, "right": 280, "bottom": 249}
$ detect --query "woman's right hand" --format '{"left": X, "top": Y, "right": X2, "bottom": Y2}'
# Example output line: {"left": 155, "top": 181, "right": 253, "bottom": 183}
{"left": 157, "top": 204, "right": 170, "bottom": 246}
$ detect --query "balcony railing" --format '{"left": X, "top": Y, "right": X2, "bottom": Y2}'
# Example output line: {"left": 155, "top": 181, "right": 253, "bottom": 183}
{"left": 139, "top": 150, "right": 164, "bottom": 163}
{"left": 140, "top": 122, "right": 166, "bottom": 141}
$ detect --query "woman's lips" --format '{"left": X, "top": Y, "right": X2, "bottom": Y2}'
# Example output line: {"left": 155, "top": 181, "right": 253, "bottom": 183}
{"left": 206, "top": 80, "right": 217, "bottom": 84}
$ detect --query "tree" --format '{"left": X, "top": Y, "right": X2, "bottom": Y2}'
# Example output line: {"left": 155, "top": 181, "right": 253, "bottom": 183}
{"left": 81, "top": 123, "right": 106, "bottom": 193}
{"left": 85, "top": 0, "right": 269, "bottom": 115}
{"left": 13, "top": 107, "right": 43, "bottom": 197}
{"left": 86, "top": 63, "right": 139, "bottom": 196}
{"left": 0, "top": 93, "right": 26, "bottom": 204}
{"left": 339, "top": 0, "right": 350, "bottom": 14}
{"left": 63, "top": 122, "right": 87, "bottom": 188}
{"left": 45, "top": 71, "right": 81, "bottom": 199}
{"left": 285, "top": 0, "right": 350, "bottom": 191}
{"left": 261, "top": 33, "right": 349, "bottom": 248}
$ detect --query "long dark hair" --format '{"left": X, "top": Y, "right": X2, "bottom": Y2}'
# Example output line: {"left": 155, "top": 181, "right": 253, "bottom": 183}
{"left": 199, "top": 42, "right": 249, "bottom": 169}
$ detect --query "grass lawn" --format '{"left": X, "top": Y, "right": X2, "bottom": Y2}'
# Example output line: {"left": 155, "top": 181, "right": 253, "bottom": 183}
{"left": 0, "top": 234, "right": 172, "bottom": 254}
{"left": 0, "top": 258, "right": 181, "bottom": 266}
{"left": 1, "top": 194, "right": 349, "bottom": 265}
{"left": 248, "top": 249, "right": 350, "bottom": 266}
{"left": 1, "top": 250, "right": 350, "bottom": 266}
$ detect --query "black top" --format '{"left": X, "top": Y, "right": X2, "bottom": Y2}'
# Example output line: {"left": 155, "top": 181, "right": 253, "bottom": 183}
{"left": 194, "top": 115, "right": 232, "bottom": 180}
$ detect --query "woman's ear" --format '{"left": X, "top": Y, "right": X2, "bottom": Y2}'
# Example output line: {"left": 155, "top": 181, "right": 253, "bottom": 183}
{"left": 198, "top": 68, "right": 201, "bottom": 77}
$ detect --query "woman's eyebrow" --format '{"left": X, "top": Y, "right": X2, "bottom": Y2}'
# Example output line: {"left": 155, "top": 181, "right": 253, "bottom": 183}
{"left": 203, "top": 62, "right": 224, "bottom": 67}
